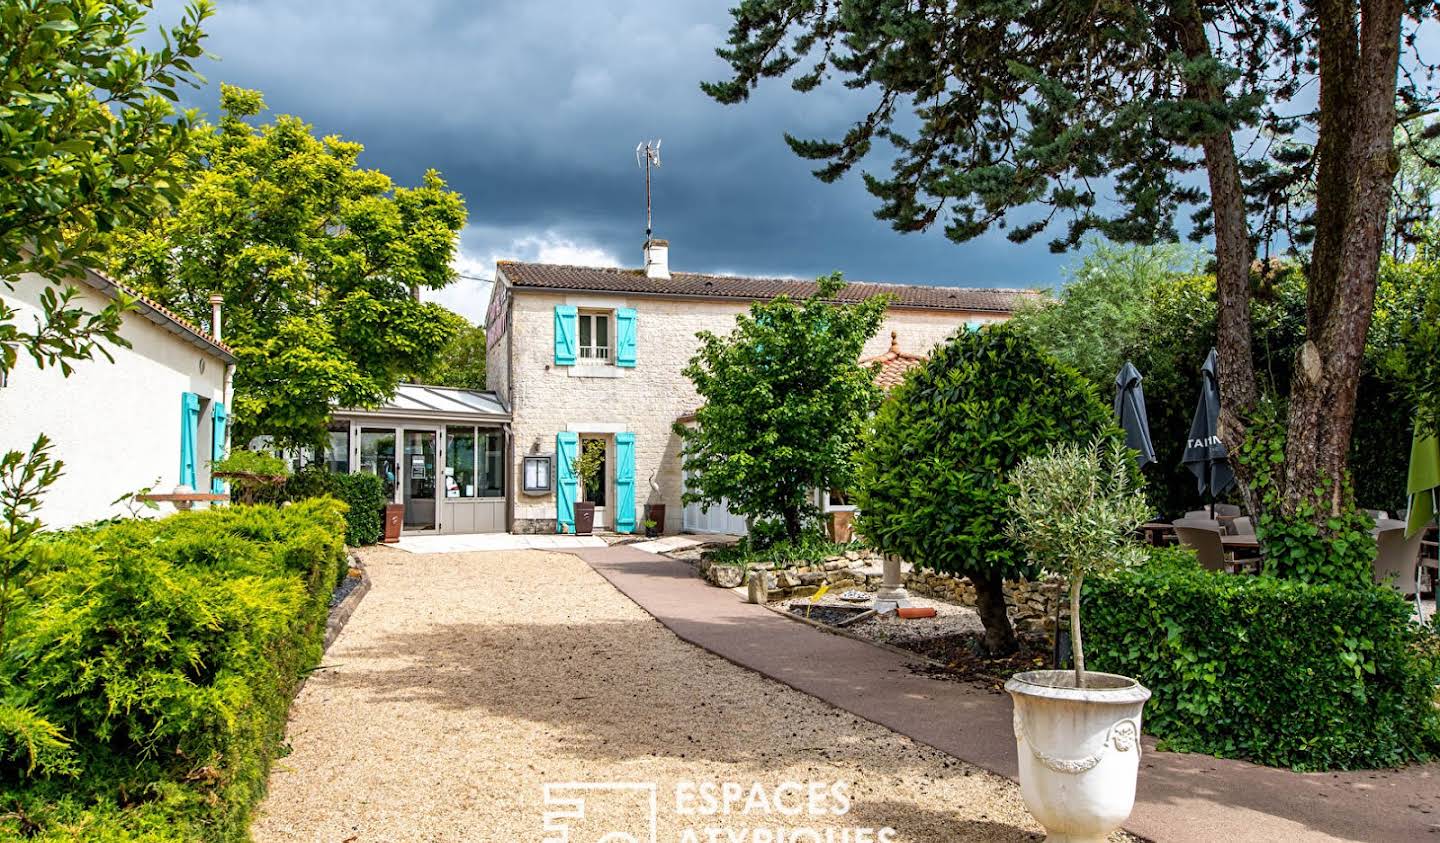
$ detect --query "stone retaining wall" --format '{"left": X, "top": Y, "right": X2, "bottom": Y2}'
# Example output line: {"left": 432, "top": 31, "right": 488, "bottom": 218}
{"left": 697, "top": 549, "right": 884, "bottom": 600}
{"left": 693, "top": 548, "right": 1068, "bottom": 646}
{"left": 904, "top": 568, "right": 1068, "bottom": 640}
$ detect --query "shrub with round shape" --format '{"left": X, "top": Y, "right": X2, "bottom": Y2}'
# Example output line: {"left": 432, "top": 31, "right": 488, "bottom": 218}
{"left": 855, "top": 323, "right": 1114, "bottom": 655}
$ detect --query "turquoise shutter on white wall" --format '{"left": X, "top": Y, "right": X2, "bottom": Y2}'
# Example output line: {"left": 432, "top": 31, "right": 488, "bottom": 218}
{"left": 210, "top": 403, "right": 228, "bottom": 494}
{"left": 615, "top": 307, "right": 638, "bottom": 367}
{"left": 556, "top": 432, "right": 578, "bottom": 533}
{"left": 613, "top": 432, "right": 636, "bottom": 533}
{"left": 179, "top": 393, "right": 200, "bottom": 488}
{"left": 554, "top": 305, "right": 578, "bottom": 366}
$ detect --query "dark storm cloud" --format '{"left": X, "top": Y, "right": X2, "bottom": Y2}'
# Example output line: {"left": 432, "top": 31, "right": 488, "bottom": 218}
{"left": 157, "top": 0, "right": 1072, "bottom": 318}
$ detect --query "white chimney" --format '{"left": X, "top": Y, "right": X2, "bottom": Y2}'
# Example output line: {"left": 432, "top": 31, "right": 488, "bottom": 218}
{"left": 643, "top": 238, "right": 670, "bottom": 280}
{"left": 208, "top": 294, "right": 224, "bottom": 341}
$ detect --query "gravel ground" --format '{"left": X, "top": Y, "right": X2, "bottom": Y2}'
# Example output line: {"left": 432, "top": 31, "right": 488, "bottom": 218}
{"left": 251, "top": 545, "right": 1125, "bottom": 843}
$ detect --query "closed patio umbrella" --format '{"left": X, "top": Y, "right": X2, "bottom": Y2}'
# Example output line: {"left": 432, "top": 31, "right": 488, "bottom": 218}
{"left": 1114, "top": 361, "right": 1156, "bottom": 468}
{"left": 1182, "top": 349, "right": 1235, "bottom": 502}
{"left": 1405, "top": 424, "right": 1439, "bottom": 539}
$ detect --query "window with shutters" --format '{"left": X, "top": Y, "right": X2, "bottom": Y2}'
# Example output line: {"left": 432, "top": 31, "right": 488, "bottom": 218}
{"left": 577, "top": 310, "right": 611, "bottom": 363}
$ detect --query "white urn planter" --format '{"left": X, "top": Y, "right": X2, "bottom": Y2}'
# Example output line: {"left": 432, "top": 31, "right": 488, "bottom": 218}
{"left": 1004, "top": 669, "right": 1151, "bottom": 843}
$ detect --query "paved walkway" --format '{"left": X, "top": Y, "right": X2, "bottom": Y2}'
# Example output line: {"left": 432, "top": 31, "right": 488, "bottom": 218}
{"left": 253, "top": 546, "right": 1085, "bottom": 842}
{"left": 573, "top": 543, "right": 1440, "bottom": 843}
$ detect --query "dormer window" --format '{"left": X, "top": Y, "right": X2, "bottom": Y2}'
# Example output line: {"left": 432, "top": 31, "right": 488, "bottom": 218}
{"left": 578, "top": 310, "right": 611, "bottom": 363}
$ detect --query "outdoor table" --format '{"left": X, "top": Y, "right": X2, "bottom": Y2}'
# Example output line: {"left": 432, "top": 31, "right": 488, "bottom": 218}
{"left": 1140, "top": 521, "right": 1178, "bottom": 546}
{"left": 1219, "top": 535, "right": 1259, "bottom": 550}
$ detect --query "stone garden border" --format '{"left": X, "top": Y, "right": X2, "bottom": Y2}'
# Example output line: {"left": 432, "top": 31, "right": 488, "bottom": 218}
{"left": 324, "top": 552, "right": 372, "bottom": 651}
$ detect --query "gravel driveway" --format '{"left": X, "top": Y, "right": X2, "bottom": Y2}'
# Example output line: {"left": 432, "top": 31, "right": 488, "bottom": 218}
{"left": 252, "top": 546, "right": 1090, "bottom": 842}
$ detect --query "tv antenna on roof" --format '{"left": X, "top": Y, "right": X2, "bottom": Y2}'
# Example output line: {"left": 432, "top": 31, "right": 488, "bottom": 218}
{"left": 636, "top": 139, "right": 661, "bottom": 238}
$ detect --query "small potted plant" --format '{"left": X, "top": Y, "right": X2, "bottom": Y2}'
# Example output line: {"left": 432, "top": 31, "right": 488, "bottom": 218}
{"left": 571, "top": 439, "right": 605, "bottom": 535}
{"left": 643, "top": 518, "right": 659, "bottom": 538}
{"left": 1003, "top": 437, "right": 1152, "bottom": 843}
{"left": 210, "top": 449, "right": 289, "bottom": 505}
{"left": 645, "top": 502, "right": 666, "bottom": 536}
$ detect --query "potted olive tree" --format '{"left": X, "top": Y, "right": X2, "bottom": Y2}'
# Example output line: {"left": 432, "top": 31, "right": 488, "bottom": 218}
{"left": 1003, "top": 437, "right": 1152, "bottom": 843}
{"left": 571, "top": 439, "right": 605, "bottom": 535}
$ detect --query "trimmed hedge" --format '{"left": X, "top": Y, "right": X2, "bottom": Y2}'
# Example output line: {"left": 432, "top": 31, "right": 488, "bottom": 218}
{"left": 1085, "top": 549, "right": 1440, "bottom": 771}
{"left": 0, "top": 500, "right": 347, "bottom": 841}
{"left": 326, "top": 473, "right": 385, "bottom": 546}
{"left": 251, "top": 467, "right": 386, "bottom": 546}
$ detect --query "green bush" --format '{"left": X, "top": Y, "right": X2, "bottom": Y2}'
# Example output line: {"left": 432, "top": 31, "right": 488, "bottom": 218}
{"left": 261, "top": 467, "right": 385, "bottom": 546}
{"left": 1235, "top": 404, "right": 1377, "bottom": 586}
{"left": 0, "top": 500, "right": 347, "bottom": 841}
{"left": 1085, "top": 549, "right": 1440, "bottom": 771}
{"left": 707, "top": 520, "right": 859, "bottom": 568}
{"left": 856, "top": 323, "right": 1114, "bottom": 653}
{"left": 328, "top": 473, "right": 385, "bottom": 546}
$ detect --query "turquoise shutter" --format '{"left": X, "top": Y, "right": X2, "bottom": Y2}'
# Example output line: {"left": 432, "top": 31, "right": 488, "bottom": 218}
{"left": 554, "top": 305, "right": 578, "bottom": 366}
{"left": 210, "top": 403, "right": 228, "bottom": 494}
{"left": 179, "top": 393, "right": 200, "bottom": 488}
{"left": 556, "top": 432, "right": 578, "bottom": 533}
{"left": 613, "top": 432, "right": 636, "bottom": 533}
{"left": 965, "top": 320, "right": 983, "bottom": 332}
{"left": 615, "top": 307, "right": 638, "bottom": 368}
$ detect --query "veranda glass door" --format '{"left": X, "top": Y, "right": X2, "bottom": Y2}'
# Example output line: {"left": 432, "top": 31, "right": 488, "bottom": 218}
{"left": 403, "top": 430, "right": 437, "bottom": 530}
{"left": 359, "top": 429, "right": 397, "bottom": 502}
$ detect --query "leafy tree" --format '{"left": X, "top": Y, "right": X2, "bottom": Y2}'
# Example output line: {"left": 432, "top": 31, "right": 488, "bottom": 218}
{"left": 855, "top": 325, "right": 1112, "bottom": 655}
{"left": 1384, "top": 240, "right": 1440, "bottom": 438}
{"left": 1015, "top": 248, "right": 1421, "bottom": 514}
{"left": 0, "top": 0, "right": 211, "bottom": 778}
{"left": 678, "top": 274, "right": 886, "bottom": 540}
{"left": 1011, "top": 241, "right": 1205, "bottom": 386}
{"left": 1386, "top": 121, "right": 1440, "bottom": 261}
{"left": 705, "top": 0, "right": 1437, "bottom": 542}
{"left": 1006, "top": 437, "right": 1151, "bottom": 685}
{"left": 1, "top": 0, "right": 212, "bottom": 380}
{"left": 105, "top": 86, "right": 466, "bottom": 446}
{"left": 421, "top": 309, "right": 487, "bottom": 390}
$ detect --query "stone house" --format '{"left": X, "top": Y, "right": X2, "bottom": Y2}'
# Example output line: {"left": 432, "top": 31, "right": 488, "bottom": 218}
{"left": 0, "top": 268, "right": 233, "bottom": 527}
{"left": 485, "top": 239, "right": 1036, "bottom": 535}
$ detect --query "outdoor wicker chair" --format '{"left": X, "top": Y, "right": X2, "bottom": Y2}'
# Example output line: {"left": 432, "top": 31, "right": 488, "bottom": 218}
{"left": 1373, "top": 526, "right": 1425, "bottom": 598}
{"left": 1174, "top": 524, "right": 1231, "bottom": 573}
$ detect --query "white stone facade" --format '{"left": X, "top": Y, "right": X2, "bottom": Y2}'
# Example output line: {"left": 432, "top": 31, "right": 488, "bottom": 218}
{"left": 0, "top": 272, "right": 232, "bottom": 528}
{"left": 488, "top": 268, "right": 1013, "bottom": 534}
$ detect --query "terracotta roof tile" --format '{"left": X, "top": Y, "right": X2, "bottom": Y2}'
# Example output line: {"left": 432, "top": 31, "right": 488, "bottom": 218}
{"left": 861, "top": 331, "right": 928, "bottom": 390}
{"left": 498, "top": 262, "right": 1038, "bottom": 313}
{"left": 73, "top": 266, "right": 235, "bottom": 360}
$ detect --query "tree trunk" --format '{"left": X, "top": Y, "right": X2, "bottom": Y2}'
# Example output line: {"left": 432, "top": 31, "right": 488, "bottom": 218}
{"left": 971, "top": 571, "right": 1018, "bottom": 656}
{"left": 1070, "top": 574, "right": 1085, "bottom": 688}
{"left": 1173, "top": 3, "right": 1260, "bottom": 507}
{"left": 781, "top": 505, "right": 803, "bottom": 542}
{"left": 1283, "top": 0, "right": 1403, "bottom": 519}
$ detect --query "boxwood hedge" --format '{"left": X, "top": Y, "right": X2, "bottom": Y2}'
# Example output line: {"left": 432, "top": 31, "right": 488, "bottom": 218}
{"left": 1085, "top": 549, "right": 1440, "bottom": 771}
{"left": 0, "top": 500, "right": 347, "bottom": 841}
{"left": 251, "top": 467, "right": 386, "bottom": 546}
